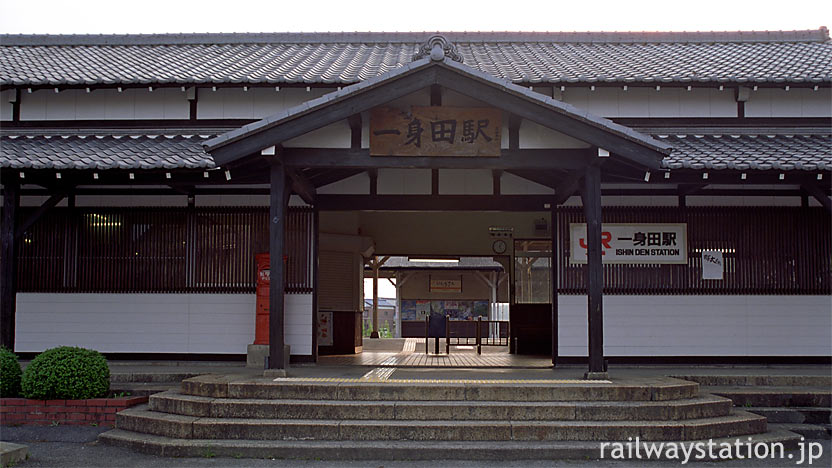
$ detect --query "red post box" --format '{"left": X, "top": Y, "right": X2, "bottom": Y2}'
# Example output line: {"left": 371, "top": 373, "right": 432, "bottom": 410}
{"left": 254, "top": 253, "right": 270, "bottom": 345}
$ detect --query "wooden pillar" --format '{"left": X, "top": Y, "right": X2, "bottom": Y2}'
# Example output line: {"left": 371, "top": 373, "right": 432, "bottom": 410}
{"left": 311, "top": 206, "right": 319, "bottom": 362}
{"left": 1, "top": 178, "right": 19, "bottom": 349}
{"left": 581, "top": 165, "right": 606, "bottom": 377}
{"left": 269, "top": 161, "right": 289, "bottom": 369}
{"left": 550, "top": 204, "right": 558, "bottom": 366}
{"left": 370, "top": 256, "right": 380, "bottom": 338}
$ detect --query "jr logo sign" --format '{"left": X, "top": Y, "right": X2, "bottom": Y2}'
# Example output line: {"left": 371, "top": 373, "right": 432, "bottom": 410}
{"left": 570, "top": 223, "right": 688, "bottom": 264}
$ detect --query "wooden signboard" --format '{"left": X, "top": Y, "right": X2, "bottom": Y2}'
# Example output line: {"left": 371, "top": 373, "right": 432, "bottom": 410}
{"left": 370, "top": 106, "right": 501, "bottom": 157}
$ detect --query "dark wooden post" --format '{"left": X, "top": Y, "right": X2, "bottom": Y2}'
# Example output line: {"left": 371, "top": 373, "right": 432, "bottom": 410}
{"left": 311, "top": 206, "right": 319, "bottom": 362}
{"left": 370, "top": 257, "right": 380, "bottom": 338}
{"left": 1, "top": 177, "right": 20, "bottom": 349}
{"left": 581, "top": 165, "right": 606, "bottom": 378}
{"left": 269, "top": 161, "right": 289, "bottom": 370}
{"left": 550, "top": 204, "right": 558, "bottom": 366}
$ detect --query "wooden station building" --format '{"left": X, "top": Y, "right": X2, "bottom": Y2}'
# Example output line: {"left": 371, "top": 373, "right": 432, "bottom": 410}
{"left": 1, "top": 30, "right": 830, "bottom": 374}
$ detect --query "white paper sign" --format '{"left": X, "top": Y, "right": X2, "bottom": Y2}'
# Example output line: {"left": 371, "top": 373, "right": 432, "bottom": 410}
{"left": 317, "top": 311, "right": 333, "bottom": 346}
{"left": 570, "top": 223, "right": 688, "bottom": 264}
{"left": 701, "top": 250, "right": 724, "bottom": 280}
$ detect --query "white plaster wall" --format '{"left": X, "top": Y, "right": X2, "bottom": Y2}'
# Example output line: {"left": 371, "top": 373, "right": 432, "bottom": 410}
{"left": 15, "top": 292, "right": 313, "bottom": 355}
{"left": 438, "top": 169, "right": 493, "bottom": 195}
{"left": 197, "top": 87, "right": 329, "bottom": 119}
{"left": 377, "top": 168, "right": 431, "bottom": 194}
{"left": 499, "top": 172, "right": 554, "bottom": 195}
{"left": 20, "top": 88, "right": 188, "bottom": 120}
{"left": 745, "top": 88, "right": 832, "bottom": 117}
{"left": 285, "top": 294, "right": 313, "bottom": 355}
{"left": 283, "top": 121, "right": 351, "bottom": 148}
{"left": 558, "top": 295, "right": 832, "bottom": 356}
{"left": 318, "top": 172, "right": 370, "bottom": 194}
{"left": 519, "top": 120, "right": 591, "bottom": 149}
{"left": 0, "top": 89, "right": 13, "bottom": 121}
{"left": 563, "top": 87, "right": 737, "bottom": 118}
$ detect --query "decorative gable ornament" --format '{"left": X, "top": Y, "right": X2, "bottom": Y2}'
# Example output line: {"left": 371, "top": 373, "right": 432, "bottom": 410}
{"left": 412, "top": 35, "right": 464, "bottom": 63}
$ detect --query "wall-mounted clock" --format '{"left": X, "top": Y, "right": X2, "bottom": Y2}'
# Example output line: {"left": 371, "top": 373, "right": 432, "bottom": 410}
{"left": 492, "top": 239, "right": 507, "bottom": 254}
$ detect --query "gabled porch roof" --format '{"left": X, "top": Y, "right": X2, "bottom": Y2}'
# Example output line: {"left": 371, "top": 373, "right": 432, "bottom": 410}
{"left": 203, "top": 54, "right": 672, "bottom": 170}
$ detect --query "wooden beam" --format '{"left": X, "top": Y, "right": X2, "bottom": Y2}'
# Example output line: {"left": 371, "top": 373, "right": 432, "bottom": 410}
{"left": 210, "top": 68, "right": 440, "bottom": 166}
{"left": 14, "top": 193, "right": 66, "bottom": 239}
{"left": 311, "top": 207, "right": 319, "bottom": 362}
{"left": 678, "top": 184, "right": 708, "bottom": 197}
{"left": 368, "top": 169, "right": 378, "bottom": 195}
{"left": 581, "top": 165, "right": 605, "bottom": 376}
{"left": 281, "top": 148, "right": 593, "bottom": 171}
{"left": 554, "top": 173, "right": 583, "bottom": 205}
{"left": 508, "top": 115, "right": 521, "bottom": 151}
{"left": 802, "top": 182, "right": 832, "bottom": 214}
{"left": 268, "top": 161, "right": 290, "bottom": 369}
{"left": 1, "top": 178, "right": 19, "bottom": 349}
{"left": 285, "top": 166, "right": 316, "bottom": 205}
{"left": 316, "top": 195, "right": 554, "bottom": 211}
{"left": 348, "top": 114, "right": 362, "bottom": 149}
{"left": 433, "top": 67, "right": 665, "bottom": 170}
{"left": 430, "top": 84, "right": 442, "bottom": 106}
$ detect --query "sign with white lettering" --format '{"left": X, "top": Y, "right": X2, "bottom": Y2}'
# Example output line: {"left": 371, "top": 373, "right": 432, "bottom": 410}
{"left": 701, "top": 250, "right": 724, "bottom": 280}
{"left": 570, "top": 223, "right": 688, "bottom": 264}
{"left": 370, "top": 106, "right": 501, "bottom": 157}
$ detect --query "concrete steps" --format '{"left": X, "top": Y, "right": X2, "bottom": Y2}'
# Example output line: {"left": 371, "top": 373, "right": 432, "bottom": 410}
{"left": 746, "top": 406, "right": 831, "bottom": 424}
{"left": 689, "top": 376, "right": 832, "bottom": 440}
{"left": 673, "top": 375, "right": 832, "bottom": 387}
{"left": 182, "top": 375, "right": 698, "bottom": 401}
{"left": 98, "top": 428, "right": 803, "bottom": 461}
{"left": 117, "top": 404, "right": 766, "bottom": 442}
{"left": 704, "top": 386, "right": 832, "bottom": 408}
{"left": 148, "top": 390, "right": 733, "bottom": 421}
{"left": 98, "top": 375, "right": 796, "bottom": 459}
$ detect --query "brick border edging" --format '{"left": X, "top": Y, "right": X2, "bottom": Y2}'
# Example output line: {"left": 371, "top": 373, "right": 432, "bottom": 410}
{"left": 0, "top": 396, "right": 148, "bottom": 426}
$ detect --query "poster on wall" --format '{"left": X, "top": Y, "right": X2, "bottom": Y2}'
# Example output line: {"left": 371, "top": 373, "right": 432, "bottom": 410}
{"left": 570, "top": 223, "right": 688, "bottom": 264}
{"left": 317, "top": 311, "right": 333, "bottom": 346}
{"left": 701, "top": 250, "right": 724, "bottom": 280}
{"left": 402, "top": 299, "right": 488, "bottom": 321}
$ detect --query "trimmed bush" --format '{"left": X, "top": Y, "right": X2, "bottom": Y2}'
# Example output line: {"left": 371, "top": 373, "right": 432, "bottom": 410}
{"left": 0, "top": 347, "right": 22, "bottom": 397}
{"left": 21, "top": 346, "right": 109, "bottom": 400}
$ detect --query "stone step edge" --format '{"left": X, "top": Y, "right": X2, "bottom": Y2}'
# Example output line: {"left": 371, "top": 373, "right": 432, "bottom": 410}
{"left": 98, "top": 428, "right": 802, "bottom": 461}
{"left": 148, "top": 390, "right": 733, "bottom": 420}
{"left": 181, "top": 375, "right": 698, "bottom": 402}
{"left": 672, "top": 375, "right": 832, "bottom": 387}
{"left": 745, "top": 406, "right": 832, "bottom": 424}
{"left": 122, "top": 405, "right": 764, "bottom": 428}
{"left": 117, "top": 406, "right": 767, "bottom": 441}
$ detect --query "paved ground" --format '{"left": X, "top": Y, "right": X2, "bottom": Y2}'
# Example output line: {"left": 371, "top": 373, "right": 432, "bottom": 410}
{"left": 1, "top": 426, "right": 829, "bottom": 468}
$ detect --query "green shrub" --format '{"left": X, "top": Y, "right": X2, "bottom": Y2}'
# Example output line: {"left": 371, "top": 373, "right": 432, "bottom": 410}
{"left": 0, "top": 347, "right": 22, "bottom": 397}
{"left": 21, "top": 346, "right": 109, "bottom": 400}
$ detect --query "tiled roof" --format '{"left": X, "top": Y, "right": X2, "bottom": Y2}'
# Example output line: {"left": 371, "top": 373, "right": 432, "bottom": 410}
{"left": 0, "top": 134, "right": 214, "bottom": 170}
{"left": 1, "top": 30, "right": 830, "bottom": 86}
{"left": 2, "top": 131, "right": 829, "bottom": 172}
{"left": 659, "top": 133, "right": 832, "bottom": 171}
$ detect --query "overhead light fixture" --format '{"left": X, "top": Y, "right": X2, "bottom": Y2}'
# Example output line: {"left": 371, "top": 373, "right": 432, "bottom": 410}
{"left": 408, "top": 257, "right": 459, "bottom": 263}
